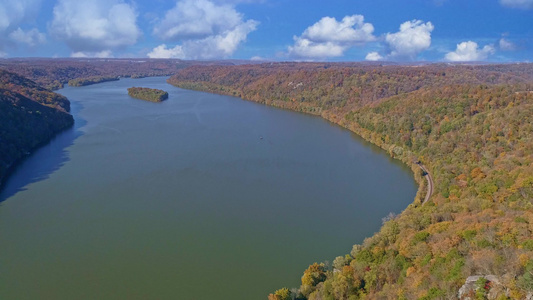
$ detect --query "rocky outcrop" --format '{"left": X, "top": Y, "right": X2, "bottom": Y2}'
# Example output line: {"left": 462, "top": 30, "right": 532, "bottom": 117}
{"left": 458, "top": 275, "right": 509, "bottom": 300}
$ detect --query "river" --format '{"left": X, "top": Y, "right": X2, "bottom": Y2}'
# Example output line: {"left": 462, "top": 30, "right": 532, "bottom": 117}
{"left": 0, "top": 77, "right": 417, "bottom": 299}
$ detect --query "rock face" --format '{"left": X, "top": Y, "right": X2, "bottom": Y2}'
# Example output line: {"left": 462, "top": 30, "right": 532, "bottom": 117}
{"left": 458, "top": 275, "right": 508, "bottom": 300}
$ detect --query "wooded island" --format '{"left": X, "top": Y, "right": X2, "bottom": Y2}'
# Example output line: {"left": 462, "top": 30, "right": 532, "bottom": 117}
{"left": 127, "top": 87, "right": 168, "bottom": 102}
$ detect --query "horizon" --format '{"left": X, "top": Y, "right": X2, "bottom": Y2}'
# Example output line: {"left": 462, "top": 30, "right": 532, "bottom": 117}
{"left": 1, "top": 56, "right": 531, "bottom": 64}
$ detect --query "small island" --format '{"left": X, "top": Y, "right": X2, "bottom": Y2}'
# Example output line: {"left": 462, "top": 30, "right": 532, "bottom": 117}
{"left": 127, "top": 87, "right": 169, "bottom": 102}
{"left": 68, "top": 76, "right": 119, "bottom": 87}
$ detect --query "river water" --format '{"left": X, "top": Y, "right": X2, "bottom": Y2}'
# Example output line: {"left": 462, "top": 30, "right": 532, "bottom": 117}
{"left": 0, "top": 77, "right": 417, "bottom": 299}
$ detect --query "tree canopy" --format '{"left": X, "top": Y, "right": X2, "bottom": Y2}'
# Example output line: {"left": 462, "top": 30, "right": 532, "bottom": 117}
{"left": 168, "top": 62, "right": 533, "bottom": 299}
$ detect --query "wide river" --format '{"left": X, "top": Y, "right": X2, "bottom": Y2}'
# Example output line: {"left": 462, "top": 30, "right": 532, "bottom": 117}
{"left": 0, "top": 77, "right": 417, "bottom": 299}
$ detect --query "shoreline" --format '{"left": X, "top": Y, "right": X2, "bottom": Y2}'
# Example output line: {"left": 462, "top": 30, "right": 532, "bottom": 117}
{"left": 0, "top": 121, "right": 74, "bottom": 199}
{"left": 171, "top": 81, "right": 431, "bottom": 208}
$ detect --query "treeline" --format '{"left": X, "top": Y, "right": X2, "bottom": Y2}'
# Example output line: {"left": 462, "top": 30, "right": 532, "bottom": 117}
{"left": 68, "top": 76, "right": 119, "bottom": 87}
{"left": 168, "top": 63, "right": 533, "bottom": 299}
{"left": 0, "top": 58, "right": 228, "bottom": 90}
{"left": 0, "top": 70, "right": 74, "bottom": 190}
{"left": 127, "top": 87, "right": 168, "bottom": 102}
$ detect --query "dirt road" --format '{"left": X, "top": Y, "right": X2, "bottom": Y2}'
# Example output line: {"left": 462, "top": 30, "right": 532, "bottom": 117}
{"left": 418, "top": 163, "right": 434, "bottom": 204}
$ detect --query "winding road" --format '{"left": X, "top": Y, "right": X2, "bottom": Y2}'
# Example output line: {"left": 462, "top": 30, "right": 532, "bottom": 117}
{"left": 417, "top": 163, "right": 434, "bottom": 204}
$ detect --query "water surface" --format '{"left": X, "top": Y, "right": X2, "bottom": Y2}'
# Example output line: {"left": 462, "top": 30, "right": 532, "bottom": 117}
{"left": 0, "top": 77, "right": 417, "bottom": 299}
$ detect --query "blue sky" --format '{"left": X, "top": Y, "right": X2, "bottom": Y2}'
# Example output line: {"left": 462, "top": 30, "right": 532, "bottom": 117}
{"left": 0, "top": 0, "right": 531, "bottom": 62}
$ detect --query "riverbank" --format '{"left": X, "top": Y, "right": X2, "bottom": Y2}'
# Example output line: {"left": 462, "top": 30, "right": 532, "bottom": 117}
{"left": 167, "top": 63, "right": 533, "bottom": 299}
{"left": 0, "top": 70, "right": 74, "bottom": 196}
{"left": 0, "top": 76, "right": 417, "bottom": 300}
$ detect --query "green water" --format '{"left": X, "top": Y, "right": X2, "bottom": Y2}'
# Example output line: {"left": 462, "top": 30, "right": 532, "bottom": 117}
{"left": 0, "top": 77, "right": 417, "bottom": 299}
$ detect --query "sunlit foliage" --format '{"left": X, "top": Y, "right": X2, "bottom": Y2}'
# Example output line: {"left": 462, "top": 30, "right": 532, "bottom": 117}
{"left": 168, "top": 62, "right": 533, "bottom": 299}
{"left": 127, "top": 87, "right": 168, "bottom": 102}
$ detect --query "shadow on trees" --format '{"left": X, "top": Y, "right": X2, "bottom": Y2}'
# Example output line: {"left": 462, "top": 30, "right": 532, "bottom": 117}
{"left": 0, "top": 101, "right": 86, "bottom": 203}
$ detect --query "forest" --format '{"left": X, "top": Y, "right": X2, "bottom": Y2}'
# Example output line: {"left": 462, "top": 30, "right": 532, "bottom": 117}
{"left": 0, "top": 69, "right": 73, "bottom": 190}
{"left": 68, "top": 76, "right": 119, "bottom": 87}
{"left": 0, "top": 58, "right": 226, "bottom": 90}
{"left": 1, "top": 58, "right": 532, "bottom": 298}
{"left": 168, "top": 63, "right": 533, "bottom": 299}
{"left": 127, "top": 87, "right": 168, "bottom": 102}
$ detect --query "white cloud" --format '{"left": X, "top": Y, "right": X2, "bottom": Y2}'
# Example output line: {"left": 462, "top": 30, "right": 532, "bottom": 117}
{"left": 301, "top": 15, "right": 376, "bottom": 45}
{"left": 500, "top": 0, "right": 533, "bottom": 9}
{"left": 8, "top": 28, "right": 45, "bottom": 47}
{"left": 0, "top": 0, "right": 45, "bottom": 52}
{"left": 154, "top": 0, "right": 243, "bottom": 40}
{"left": 499, "top": 38, "right": 516, "bottom": 51}
{"left": 445, "top": 41, "right": 495, "bottom": 62}
{"left": 288, "top": 15, "right": 376, "bottom": 59}
{"left": 71, "top": 50, "right": 113, "bottom": 58}
{"left": 150, "top": 0, "right": 258, "bottom": 59}
{"left": 0, "top": 0, "right": 41, "bottom": 32}
{"left": 365, "top": 51, "right": 383, "bottom": 61}
{"left": 147, "top": 44, "right": 185, "bottom": 59}
{"left": 50, "top": 0, "right": 141, "bottom": 56}
{"left": 288, "top": 39, "right": 347, "bottom": 59}
{"left": 384, "top": 20, "right": 434, "bottom": 60}
{"left": 365, "top": 20, "right": 433, "bottom": 61}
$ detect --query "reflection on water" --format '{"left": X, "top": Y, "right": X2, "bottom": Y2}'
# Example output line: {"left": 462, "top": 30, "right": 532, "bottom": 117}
{"left": 0, "top": 77, "right": 417, "bottom": 300}
{"left": 0, "top": 101, "right": 86, "bottom": 202}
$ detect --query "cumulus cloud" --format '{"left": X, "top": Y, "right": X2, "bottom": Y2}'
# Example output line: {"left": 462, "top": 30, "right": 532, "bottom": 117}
{"left": 147, "top": 44, "right": 185, "bottom": 59}
{"left": 499, "top": 0, "right": 533, "bottom": 9}
{"left": 288, "top": 15, "right": 376, "bottom": 59}
{"left": 154, "top": 0, "right": 245, "bottom": 40}
{"left": 445, "top": 41, "right": 495, "bottom": 61}
{"left": 499, "top": 38, "right": 516, "bottom": 51}
{"left": 365, "top": 52, "right": 383, "bottom": 61}
{"left": 8, "top": 28, "right": 45, "bottom": 47}
{"left": 150, "top": 0, "right": 258, "bottom": 59}
{"left": 289, "top": 39, "right": 347, "bottom": 59}
{"left": 365, "top": 19, "right": 433, "bottom": 61}
{"left": 301, "top": 15, "right": 376, "bottom": 44}
{"left": 0, "top": 0, "right": 46, "bottom": 53}
{"left": 384, "top": 20, "right": 434, "bottom": 60}
{"left": 49, "top": 0, "right": 141, "bottom": 56}
{"left": 0, "top": 0, "right": 40, "bottom": 32}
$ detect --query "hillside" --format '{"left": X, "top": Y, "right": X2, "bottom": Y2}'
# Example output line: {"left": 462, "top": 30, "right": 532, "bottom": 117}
{"left": 0, "top": 58, "right": 233, "bottom": 90}
{"left": 0, "top": 70, "right": 74, "bottom": 190}
{"left": 168, "top": 63, "right": 533, "bottom": 299}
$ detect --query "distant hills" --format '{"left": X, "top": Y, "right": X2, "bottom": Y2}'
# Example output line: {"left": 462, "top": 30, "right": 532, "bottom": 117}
{"left": 0, "top": 58, "right": 224, "bottom": 90}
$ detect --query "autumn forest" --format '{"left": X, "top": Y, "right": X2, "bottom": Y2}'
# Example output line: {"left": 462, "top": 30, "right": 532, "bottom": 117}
{"left": 1, "top": 59, "right": 532, "bottom": 299}
{"left": 168, "top": 62, "right": 533, "bottom": 299}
